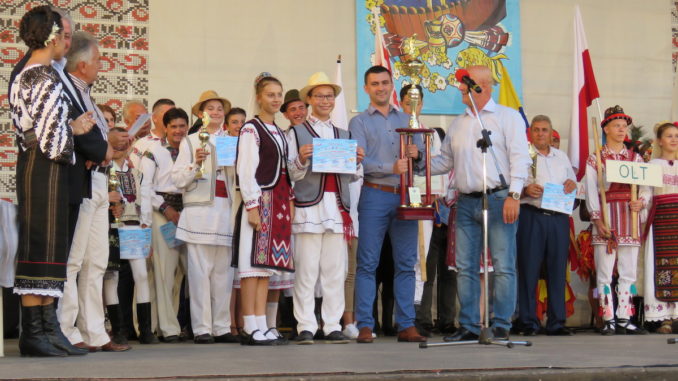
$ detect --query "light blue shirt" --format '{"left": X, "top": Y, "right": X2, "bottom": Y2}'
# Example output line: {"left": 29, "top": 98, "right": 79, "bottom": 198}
{"left": 349, "top": 105, "right": 423, "bottom": 187}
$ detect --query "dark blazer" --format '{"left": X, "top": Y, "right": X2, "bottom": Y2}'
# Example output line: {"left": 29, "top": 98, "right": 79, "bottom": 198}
{"left": 10, "top": 50, "right": 108, "bottom": 206}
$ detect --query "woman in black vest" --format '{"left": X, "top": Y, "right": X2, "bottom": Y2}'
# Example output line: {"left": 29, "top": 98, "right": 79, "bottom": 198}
{"left": 234, "top": 73, "right": 294, "bottom": 345}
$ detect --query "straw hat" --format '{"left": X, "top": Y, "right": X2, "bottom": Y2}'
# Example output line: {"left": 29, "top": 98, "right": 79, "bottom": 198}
{"left": 191, "top": 90, "right": 232, "bottom": 117}
{"left": 299, "top": 72, "right": 342, "bottom": 102}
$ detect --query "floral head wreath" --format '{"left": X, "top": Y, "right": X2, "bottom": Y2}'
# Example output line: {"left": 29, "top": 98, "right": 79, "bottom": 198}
{"left": 44, "top": 22, "right": 61, "bottom": 47}
{"left": 254, "top": 72, "right": 273, "bottom": 87}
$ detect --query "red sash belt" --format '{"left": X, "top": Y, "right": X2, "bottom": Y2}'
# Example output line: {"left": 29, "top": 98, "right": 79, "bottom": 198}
{"left": 605, "top": 191, "right": 630, "bottom": 202}
{"left": 215, "top": 180, "right": 228, "bottom": 198}
{"left": 324, "top": 174, "right": 354, "bottom": 244}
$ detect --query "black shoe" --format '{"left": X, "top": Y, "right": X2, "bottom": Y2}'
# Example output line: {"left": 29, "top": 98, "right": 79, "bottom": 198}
{"left": 616, "top": 319, "right": 648, "bottom": 335}
{"left": 42, "top": 303, "right": 88, "bottom": 356}
{"left": 522, "top": 327, "right": 539, "bottom": 336}
{"left": 161, "top": 335, "right": 181, "bottom": 343}
{"left": 240, "top": 330, "right": 275, "bottom": 346}
{"left": 19, "top": 305, "right": 67, "bottom": 357}
{"left": 214, "top": 332, "right": 241, "bottom": 343}
{"left": 324, "top": 331, "right": 350, "bottom": 344}
{"left": 295, "top": 330, "right": 315, "bottom": 345}
{"left": 443, "top": 327, "right": 479, "bottom": 342}
{"left": 438, "top": 323, "right": 457, "bottom": 335}
{"left": 546, "top": 327, "right": 574, "bottom": 336}
{"left": 415, "top": 322, "right": 433, "bottom": 338}
{"left": 492, "top": 327, "right": 509, "bottom": 340}
{"left": 601, "top": 320, "right": 616, "bottom": 336}
{"left": 194, "top": 333, "right": 215, "bottom": 344}
{"left": 265, "top": 328, "right": 288, "bottom": 345}
{"left": 136, "top": 303, "right": 159, "bottom": 344}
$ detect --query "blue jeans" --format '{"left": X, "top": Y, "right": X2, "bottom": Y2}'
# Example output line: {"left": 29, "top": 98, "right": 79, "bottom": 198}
{"left": 355, "top": 186, "right": 417, "bottom": 331}
{"left": 456, "top": 189, "right": 517, "bottom": 334}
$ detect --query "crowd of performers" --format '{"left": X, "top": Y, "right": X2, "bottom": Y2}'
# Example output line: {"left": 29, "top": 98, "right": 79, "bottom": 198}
{"left": 6, "top": 5, "right": 678, "bottom": 358}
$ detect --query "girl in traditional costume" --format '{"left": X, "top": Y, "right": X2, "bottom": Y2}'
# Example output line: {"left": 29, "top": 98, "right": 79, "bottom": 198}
{"left": 234, "top": 73, "right": 294, "bottom": 345}
{"left": 641, "top": 122, "right": 678, "bottom": 333}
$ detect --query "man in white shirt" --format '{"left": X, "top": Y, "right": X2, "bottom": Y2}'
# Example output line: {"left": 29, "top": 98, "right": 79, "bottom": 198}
{"left": 58, "top": 31, "right": 129, "bottom": 352}
{"left": 426, "top": 65, "right": 531, "bottom": 341}
{"left": 516, "top": 115, "right": 576, "bottom": 337}
{"left": 139, "top": 108, "right": 188, "bottom": 342}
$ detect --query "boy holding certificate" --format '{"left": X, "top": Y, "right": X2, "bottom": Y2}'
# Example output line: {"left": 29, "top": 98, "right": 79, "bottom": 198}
{"left": 287, "top": 72, "right": 364, "bottom": 344}
{"left": 171, "top": 93, "right": 240, "bottom": 344}
{"left": 516, "top": 115, "right": 576, "bottom": 337}
{"left": 585, "top": 106, "right": 647, "bottom": 335}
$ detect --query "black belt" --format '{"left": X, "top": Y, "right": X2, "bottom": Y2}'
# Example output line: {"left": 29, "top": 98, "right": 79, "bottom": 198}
{"left": 462, "top": 186, "right": 507, "bottom": 198}
{"left": 93, "top": 165, "right": 109, "bottom": 174}
{"left": 523, "top": 203, "right": 567, "bottom": 217}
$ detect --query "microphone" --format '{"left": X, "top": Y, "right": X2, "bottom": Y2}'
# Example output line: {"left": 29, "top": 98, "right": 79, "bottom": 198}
{"left": 455, "top": 69, "right": 482, "bottom": 94}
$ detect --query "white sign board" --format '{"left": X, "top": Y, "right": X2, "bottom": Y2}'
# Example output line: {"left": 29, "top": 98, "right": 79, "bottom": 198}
{"left": 605, "top": 160, "right": 663, "bottom": 187}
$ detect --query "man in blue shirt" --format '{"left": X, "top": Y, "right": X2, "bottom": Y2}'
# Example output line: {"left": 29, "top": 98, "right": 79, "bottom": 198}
{"left": 349, "top": 66, "right": 426, "bottom": 343}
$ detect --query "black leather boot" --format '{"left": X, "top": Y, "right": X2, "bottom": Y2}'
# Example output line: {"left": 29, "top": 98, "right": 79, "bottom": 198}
{"left": 107, "top": 304, "right": 128, "bottom": 345}
{"left": 137, "top": 303, "right": 159, "bottom": 344}
{"left": 41, "top": 302, "right": 88, "bottom": 356}
{"left": 19, "top": 305, "right": 67, "bottom": 357}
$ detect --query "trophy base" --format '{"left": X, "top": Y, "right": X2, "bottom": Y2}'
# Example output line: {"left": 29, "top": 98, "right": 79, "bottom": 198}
{"left": 397, "top": 206, "right": 435, "bottom": 220}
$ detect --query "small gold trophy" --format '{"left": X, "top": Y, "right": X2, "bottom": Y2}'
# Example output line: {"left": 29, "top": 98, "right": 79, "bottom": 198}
{"left": 196, "top": 113, "right": 211, "bottom": 179}
{"left": 396, "top": 34, "right": 435, "bottom": 220}
{"left": 108, "top": 167, "right": 122, "bottom": 228}
{"left": 528, "top": 143, "right": 538, "bottom": 179}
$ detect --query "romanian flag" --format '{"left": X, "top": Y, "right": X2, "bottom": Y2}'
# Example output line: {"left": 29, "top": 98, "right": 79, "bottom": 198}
{"left": 371, "top": 7, "right": 400, "bottom": 108}
{"left": 570, "top": 5, "right": 601, "bottom": 181}
{"left": 498, "top": 63, "right": 528, "bottom": 128}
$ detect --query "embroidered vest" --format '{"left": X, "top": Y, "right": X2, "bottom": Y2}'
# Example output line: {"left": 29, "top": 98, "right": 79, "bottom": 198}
{"left": 291, "top": 120, "right": 351, "bottom": 211}
{"left": 236, "top": 117, "right": 290, "bottom": 190}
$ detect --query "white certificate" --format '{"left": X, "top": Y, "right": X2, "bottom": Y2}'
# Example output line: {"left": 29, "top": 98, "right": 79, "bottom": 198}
{"left": 311, "top": 138, "right": 357, "bottom": 174}
{"left": 540, "top": 182, "right": 576, "bottom": 215}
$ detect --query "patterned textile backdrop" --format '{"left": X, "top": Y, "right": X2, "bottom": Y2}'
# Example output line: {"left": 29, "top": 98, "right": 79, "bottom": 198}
{"left": 0, "top": 0, "right": 149, "bottom": 202}
{"left": 355, "top": 0, "right": 523, "bottom": 114}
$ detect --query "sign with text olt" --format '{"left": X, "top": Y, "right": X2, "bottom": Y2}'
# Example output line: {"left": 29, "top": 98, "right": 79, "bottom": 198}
{"left": 606, "top": 160, "right": 663, "bottom": 187}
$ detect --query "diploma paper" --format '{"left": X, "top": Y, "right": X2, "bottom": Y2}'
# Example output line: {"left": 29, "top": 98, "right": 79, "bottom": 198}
{"left": 118, "top": 226, "right": 152, "bottom": 259}
{"left": 540, "top": 182, "right": 576, "bottom": 215}
{"left": 312, "top": 138, "right": 357, "bottom": 174}
{"left": 160, "top": 221, "right": 183, "bottom": 249}
{"left": 215, "top": 136, "right": 238, "bottom": 166}
{"left": 127, "top": 113, "right": 151, "bottom": 138}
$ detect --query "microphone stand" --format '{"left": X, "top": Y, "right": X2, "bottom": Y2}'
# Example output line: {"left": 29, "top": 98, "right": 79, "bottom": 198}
{"left": 420, "top": 92, "right": 532, "bottom": 349}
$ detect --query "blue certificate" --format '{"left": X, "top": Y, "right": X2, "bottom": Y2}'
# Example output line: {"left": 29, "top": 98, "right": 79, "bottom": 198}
{"left": 118, "top": 227, "right": 152, "bottom": 259}
{"left": 160, "top": 221, "right": 183, "bottom": 249}
{"left": 215, "top": 136, "right": 238, "bottom": 166}
{"left": 540, "top": 182, "right": 576, "bottom": 215}
{"left": 312, "top": 138, "right": 357, "bottom": 174}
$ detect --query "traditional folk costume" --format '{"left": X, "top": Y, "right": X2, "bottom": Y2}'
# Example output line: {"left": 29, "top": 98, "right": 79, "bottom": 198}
{"left": 104, "top": 158, "right": 157, "bottom": 344}
{"left": 585, "top": 107, "right": 647, "bottom": 334}
{"left": 10, "top": 62, "right": 77, "bottom": 357}
{"left": 233, "top": 116, "right": 294, "bottom": 342}
{"left": 130, "top": 130, "right": 162, "bottom": 169}
{"left": 288, "top": 111, "right": 358, "bottom": 339}
{"left": 641, "top": 158, "right": 678, "bottom": 327}
{"left": 172, "top": 101, "right": 237, "bottom": 343}
{"left": 58, "top": 73, "right": 113, "bottom": 348}
{"left": 139, "top": 138, "right": 186, "bottom": 339}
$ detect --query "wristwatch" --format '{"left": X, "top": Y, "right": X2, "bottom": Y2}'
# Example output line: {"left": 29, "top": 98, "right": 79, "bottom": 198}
{"left": 508, "top": 191, "right": 520, "bottom": 201}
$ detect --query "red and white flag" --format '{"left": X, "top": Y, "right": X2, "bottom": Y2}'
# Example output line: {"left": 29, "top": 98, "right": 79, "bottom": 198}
{"left": 371, "top": 7, "right": 399, "bottom": 108}
{"left": 331, "top": 55, "right": 349, "bottom": 131}
{"left": 570, "top": 5, "right": 601, "bottom": 180}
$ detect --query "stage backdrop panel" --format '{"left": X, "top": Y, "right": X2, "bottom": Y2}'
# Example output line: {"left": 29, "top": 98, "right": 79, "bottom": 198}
{"left": 355, "top": 0, "right": 523, "bottom": 114}
{"left": 0, "top": 0, "right": 149, "bottom": 202}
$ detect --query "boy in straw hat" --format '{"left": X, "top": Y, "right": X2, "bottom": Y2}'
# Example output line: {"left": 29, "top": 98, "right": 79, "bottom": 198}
{"left": 287, "top": 72, "right": 364, "bottom": 344}
{"left": 170, "top": 91, "right": 240, "bottom": 344}
{"left": 585, "top": 105, "right": 647, "bottom": 335}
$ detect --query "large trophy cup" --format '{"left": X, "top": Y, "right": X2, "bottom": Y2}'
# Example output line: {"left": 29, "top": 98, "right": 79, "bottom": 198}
{"left": 396, "top": 37, "right": 435, "bottom": 220}
{"left": 195, "top": 113, "right": 211, "bottom": 180}
{"left": 108, "top": 167, "right": 122, "bottom": 228}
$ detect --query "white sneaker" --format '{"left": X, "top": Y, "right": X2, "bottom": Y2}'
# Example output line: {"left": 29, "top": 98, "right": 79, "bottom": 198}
{"left": 342, "top": 323, "right": 359, "bottom": 339}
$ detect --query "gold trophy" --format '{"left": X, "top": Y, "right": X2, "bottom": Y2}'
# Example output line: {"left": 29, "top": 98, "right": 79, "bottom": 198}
{"left": 108, "top": 167, "right": 122, "bottom": 228}
{"left": 195, "top": 113, "right": 211, "bottom": 179}
{"left": 396, "top": 34, "right": 435, "bottom": 220}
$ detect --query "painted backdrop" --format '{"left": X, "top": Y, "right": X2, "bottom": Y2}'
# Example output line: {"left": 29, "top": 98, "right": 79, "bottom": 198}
{"left": 356, "top": 0, "right": 523, "bottom": 115}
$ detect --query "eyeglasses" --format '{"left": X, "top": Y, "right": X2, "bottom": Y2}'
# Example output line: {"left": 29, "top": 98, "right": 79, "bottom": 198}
{"left": 312, "top": 94, "right": 335, "bottom": 101}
